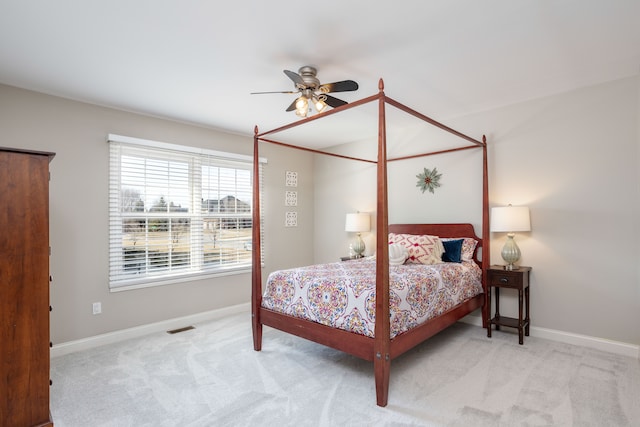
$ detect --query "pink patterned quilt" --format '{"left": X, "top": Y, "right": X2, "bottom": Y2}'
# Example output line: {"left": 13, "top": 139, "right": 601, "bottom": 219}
{"left": 261, "top": 258, "right": 483, "bottom": 339}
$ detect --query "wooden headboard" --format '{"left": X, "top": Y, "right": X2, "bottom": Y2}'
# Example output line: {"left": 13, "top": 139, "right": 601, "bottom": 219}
{"left": 388, "top": 223, "right": 483, "bottom": 267}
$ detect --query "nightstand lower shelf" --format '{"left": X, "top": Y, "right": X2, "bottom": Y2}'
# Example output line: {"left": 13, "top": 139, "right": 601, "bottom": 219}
{"left": 489, "top": 315, "right": 529, "bottom": 330}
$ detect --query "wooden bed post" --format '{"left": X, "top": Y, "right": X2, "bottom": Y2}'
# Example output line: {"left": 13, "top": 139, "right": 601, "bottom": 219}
{"left": 481, "top": 135, "right": 490, "bottom": 328}
{"left": 374, "top": 79, "right": 391, "bottom": 407}
{"left": 252, "top": 126, "right": 263, "bottom": 351}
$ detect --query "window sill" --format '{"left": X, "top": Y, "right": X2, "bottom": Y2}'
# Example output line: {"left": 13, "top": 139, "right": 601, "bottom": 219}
{"left": 109, "top": 266, "right": 254, "bottom": 292}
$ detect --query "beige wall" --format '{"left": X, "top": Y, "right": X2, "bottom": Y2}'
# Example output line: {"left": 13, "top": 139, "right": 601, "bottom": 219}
{"left": 313, "top": 75, "right": 640, "bottom": 346}
{"left": 313, "top": 127, "right": 486, "bottom": 263}
{"left": 2, "top": 74, "right": 638, "bottom": 348}
{"left": 459, "top": 75, "right": 639, "bottom": 346}
{"left": 0, "top": 84, "right": 314, "bottom": 344}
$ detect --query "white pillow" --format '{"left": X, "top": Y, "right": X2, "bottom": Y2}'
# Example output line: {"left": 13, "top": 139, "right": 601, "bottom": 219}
{"left": 388, "top": 243, "right": 409, "bottom": 265}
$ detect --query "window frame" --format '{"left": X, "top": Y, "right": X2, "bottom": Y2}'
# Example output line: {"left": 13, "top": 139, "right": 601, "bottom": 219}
{"left": 108, "top": 134, "right": 265, "bottom": 292}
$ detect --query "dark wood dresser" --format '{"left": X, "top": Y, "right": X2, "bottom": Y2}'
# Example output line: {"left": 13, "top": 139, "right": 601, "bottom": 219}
{"left": 0, "top": 147, "right": 55, "bottom": 427}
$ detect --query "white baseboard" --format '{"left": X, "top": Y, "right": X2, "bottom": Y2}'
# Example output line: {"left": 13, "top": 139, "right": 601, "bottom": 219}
{"left": 52, "top": 305, "right": 638, "bottom": 360}
{"left": 51, "top": 303, "right": 250, "bottom": 358}
{"left": 459, "top": 314, "right": 640, "bottom": 359}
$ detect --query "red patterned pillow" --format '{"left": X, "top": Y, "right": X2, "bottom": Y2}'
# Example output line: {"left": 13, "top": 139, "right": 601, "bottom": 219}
{"left": 388, "top": 233, "right": 444, "bottom": 265}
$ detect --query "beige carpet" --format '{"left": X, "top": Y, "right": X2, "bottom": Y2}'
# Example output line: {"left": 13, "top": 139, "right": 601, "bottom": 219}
{"left": 50, "top": 311, "right": 640, "bottom": 426}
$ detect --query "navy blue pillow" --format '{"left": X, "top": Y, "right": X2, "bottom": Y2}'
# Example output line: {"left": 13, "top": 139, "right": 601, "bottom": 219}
{"left": 442, "top": 239, "right": 464, "bottom": 263}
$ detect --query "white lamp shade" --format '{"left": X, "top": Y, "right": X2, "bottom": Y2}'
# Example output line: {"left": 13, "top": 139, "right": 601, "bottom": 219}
{"left": 490, "top": 206, "right": 531, "bottom": 232}
{"left": 345, "top": 212, "right": 370, "bottom": 232}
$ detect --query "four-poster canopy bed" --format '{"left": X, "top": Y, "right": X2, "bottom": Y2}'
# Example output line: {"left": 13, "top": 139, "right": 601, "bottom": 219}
{"left": 251, "top": 79, "right": 490, "bottom": 407}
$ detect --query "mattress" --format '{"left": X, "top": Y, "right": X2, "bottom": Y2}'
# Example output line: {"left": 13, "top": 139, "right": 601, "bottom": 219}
{"left": 261, "top": 258, "right": 483, "bottom": 339}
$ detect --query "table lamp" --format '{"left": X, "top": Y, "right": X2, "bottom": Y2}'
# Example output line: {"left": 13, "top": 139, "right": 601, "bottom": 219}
{"left": 490, "top": 205, "right": 531, "bottom": 270}
{"left": 345, "top": 212, "right": 370, "bottom": 258}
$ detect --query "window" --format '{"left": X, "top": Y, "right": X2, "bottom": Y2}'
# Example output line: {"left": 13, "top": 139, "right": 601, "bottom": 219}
{"left": 108, "top": 134, "right": 265, "bottom": 290}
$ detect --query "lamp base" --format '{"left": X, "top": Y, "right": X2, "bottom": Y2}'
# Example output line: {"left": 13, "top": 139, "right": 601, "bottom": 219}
{"left": 352, "top": 233, "right": 365, "bottom": 258}
{"left": 501, "top": 233, "right": 521, "bottom": 271}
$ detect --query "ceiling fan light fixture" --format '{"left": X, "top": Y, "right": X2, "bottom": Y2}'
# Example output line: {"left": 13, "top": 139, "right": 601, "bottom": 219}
{"left": 252, "top": 66, "right": 358, "bottom": 118}
{"left": 312, "top": 95, "right": 327, "bottom": 113}
{"left": 295, "top": 96, "right": 308, "bottom": 117}
{"left": 295, "top": 95, "right": 308, "bottom": 110}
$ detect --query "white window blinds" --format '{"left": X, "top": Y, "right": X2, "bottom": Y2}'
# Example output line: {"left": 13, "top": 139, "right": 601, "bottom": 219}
{"left": 108, "top": 134, "right": 264, "bottom": 290}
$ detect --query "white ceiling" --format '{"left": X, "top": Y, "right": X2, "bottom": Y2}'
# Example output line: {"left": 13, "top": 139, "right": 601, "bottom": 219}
{"left": 1, "top": 1, "right": 639, "bottom": 147}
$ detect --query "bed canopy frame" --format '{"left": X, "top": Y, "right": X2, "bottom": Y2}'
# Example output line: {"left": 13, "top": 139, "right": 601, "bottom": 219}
{"left": 251, "top": 79, "right": 490, "bottom": 407}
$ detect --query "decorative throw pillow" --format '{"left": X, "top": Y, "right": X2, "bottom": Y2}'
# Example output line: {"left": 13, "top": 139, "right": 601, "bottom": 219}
{"left": 442, "top": 237, "right": 478, "bottom": 262}
{"left": 388, "top": 233, "right": 444, "bottom": 265}
{"left": 388, "top": 243, "right": 408, "bottom": 265}
{"left": 441, "top": 238, "right": 464, "bottom": 263}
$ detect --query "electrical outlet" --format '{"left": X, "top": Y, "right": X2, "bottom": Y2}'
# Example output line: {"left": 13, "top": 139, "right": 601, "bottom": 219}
{"left": 92, "top": 302, "right": 102, "bottom": 315}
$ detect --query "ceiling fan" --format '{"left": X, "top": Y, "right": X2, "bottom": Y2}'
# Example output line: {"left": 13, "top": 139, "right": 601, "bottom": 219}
{"left": 251, "top": 66, "right": 359, "bottom": 117}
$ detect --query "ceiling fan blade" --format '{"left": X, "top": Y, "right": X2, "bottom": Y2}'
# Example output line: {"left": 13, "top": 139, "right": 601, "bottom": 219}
{"left": 283, "top": 69, "right": 305, "bottom": 87}
{"left": 250, "top": 90, "right": 299, "bottom": 95}
{"left": 323, "top": 95, "right": 348, "bottom": 108}
{"left": 285, "top": 99, "right": 298, "bottom": 112}
{"left": 319, "top": 80, "right": 359, "bottom": 93}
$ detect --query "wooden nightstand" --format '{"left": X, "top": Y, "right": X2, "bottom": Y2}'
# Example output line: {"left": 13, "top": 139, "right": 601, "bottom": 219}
{"left": 486, "top": 265, "right": 532, "bottom": 345}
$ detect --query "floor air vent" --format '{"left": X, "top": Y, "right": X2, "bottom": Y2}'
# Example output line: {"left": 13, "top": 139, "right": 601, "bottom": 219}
{"left": 166, "top": 326, "right": 195, "bottom": 334}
